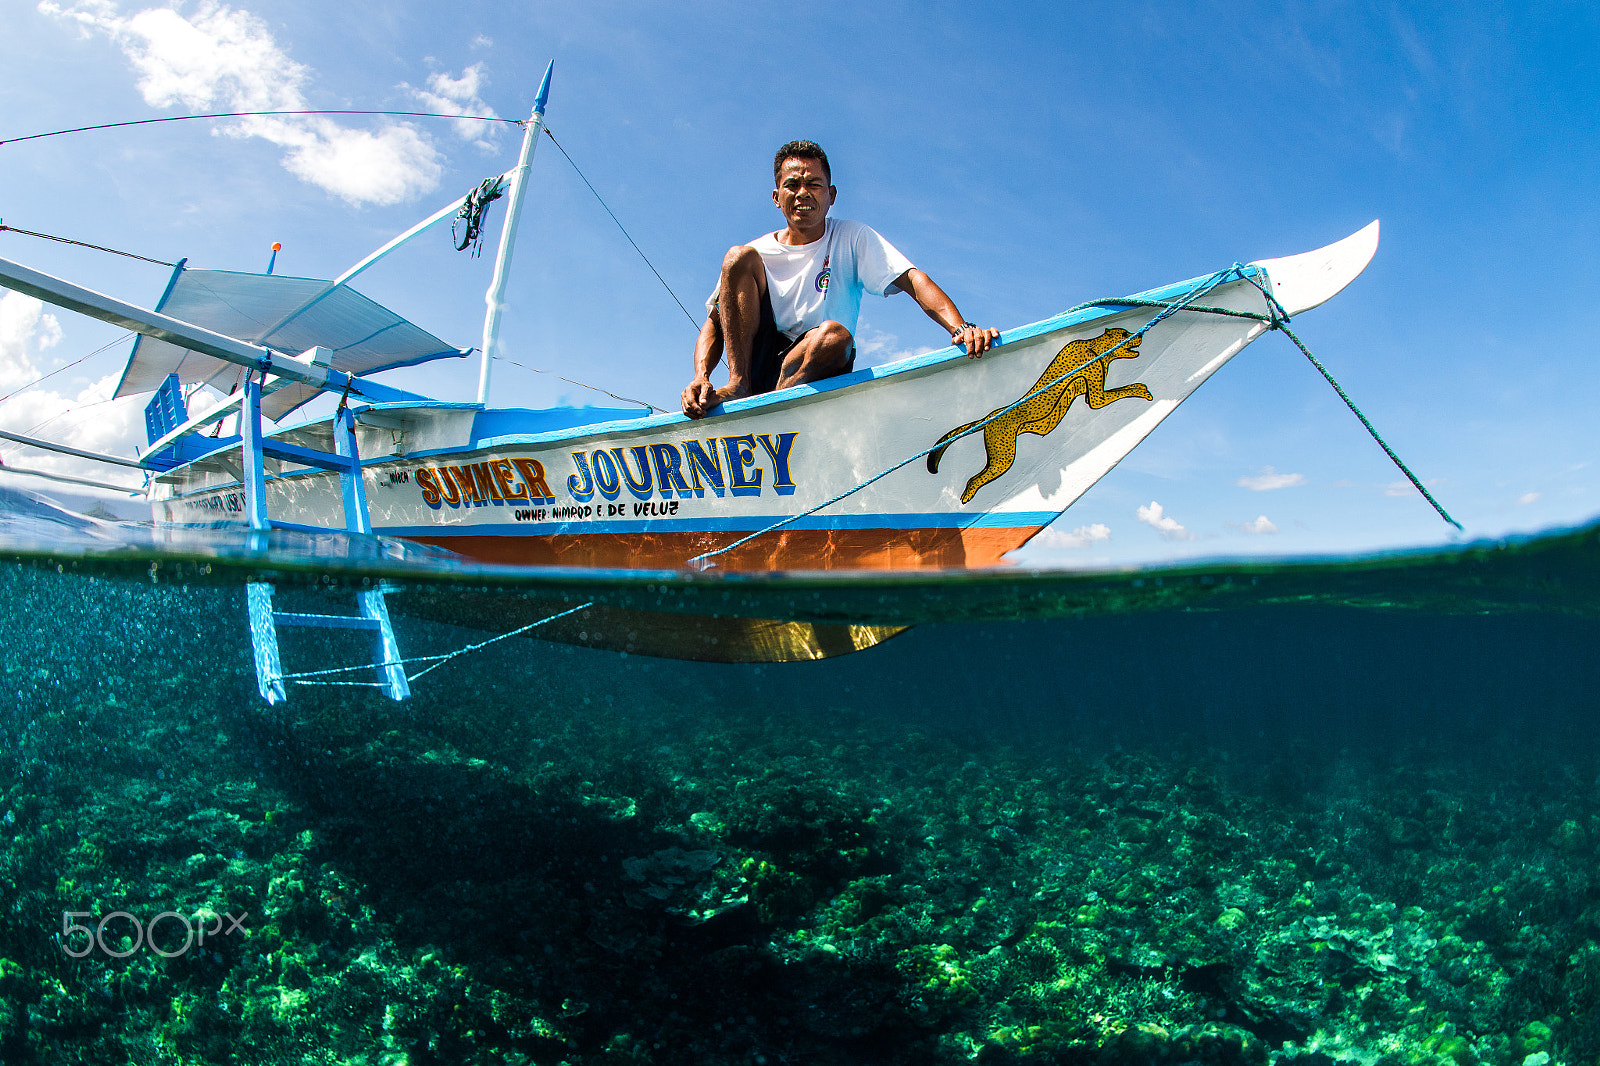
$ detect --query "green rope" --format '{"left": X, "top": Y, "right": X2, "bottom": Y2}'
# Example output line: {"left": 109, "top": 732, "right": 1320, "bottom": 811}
{"left": 686, "top": 265, "right": 1460, "bottom": 569}
{"left": 1071, "top": 278, "right": 1460, "bottom": 530}
{"left": 1285, "top": 321, "right": 1461, "bottom": 530}
{"left": 1235, "top": 273, "right": 1462, "bottom": 531}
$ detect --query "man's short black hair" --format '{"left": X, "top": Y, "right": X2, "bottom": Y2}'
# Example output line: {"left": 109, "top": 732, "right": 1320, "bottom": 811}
{"left": 774, "top": 140, "right": 831, "bottom": 185}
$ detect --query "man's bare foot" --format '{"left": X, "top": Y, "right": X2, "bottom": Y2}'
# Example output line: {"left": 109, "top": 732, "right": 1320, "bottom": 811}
{"left": 704, "top": 384, "right": 751, "bottom": 413}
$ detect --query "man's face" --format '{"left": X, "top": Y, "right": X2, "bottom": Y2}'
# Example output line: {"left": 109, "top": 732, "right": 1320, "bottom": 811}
{"left": 773, "top": 156, "right": 835, "bottom": 233}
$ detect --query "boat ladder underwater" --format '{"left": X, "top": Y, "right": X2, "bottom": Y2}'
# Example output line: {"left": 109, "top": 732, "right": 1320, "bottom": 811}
{"left": 140, "top": 372, "right": 598, "bottom": 704}
{"left": 145, "top": 372, "right": 409, "bottom": 703}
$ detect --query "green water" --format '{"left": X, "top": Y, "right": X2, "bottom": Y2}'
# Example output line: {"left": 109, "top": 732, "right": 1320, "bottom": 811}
{"left": 2, "top": 483, "right": 1598, "bottom": 1065}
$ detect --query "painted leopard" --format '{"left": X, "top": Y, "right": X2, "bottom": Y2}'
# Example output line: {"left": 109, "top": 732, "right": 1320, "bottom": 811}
{"left": 927, "top": 327, "right": 1153, "bottom": 504}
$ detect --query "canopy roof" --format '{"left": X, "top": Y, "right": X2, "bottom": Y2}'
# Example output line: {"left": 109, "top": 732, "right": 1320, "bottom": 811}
{"left": 115, "top": 267, "right": 469, "bottom": 420}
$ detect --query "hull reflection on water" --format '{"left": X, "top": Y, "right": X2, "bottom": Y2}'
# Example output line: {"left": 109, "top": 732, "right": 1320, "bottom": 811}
{"left": 392, "top": 591, "right": 908, "bottom": 663}
{"left": 4, "top": 485, "right": 1600, "bottom": 664}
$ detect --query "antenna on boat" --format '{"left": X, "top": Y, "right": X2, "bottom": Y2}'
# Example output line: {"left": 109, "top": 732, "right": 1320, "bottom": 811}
{"left": 265, "top": 242, "right": 280, "bottom": 275}
{"left": 477, "top": 59, "right": 553, "bottom": 405}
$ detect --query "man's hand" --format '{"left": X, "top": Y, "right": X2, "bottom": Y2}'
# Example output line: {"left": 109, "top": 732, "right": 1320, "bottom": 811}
{"left": 893, "top": 268, "right": 1001, "bottom": 360}
{"left": 953, "top": 324, "right": 1000, "bottom": 358}
{"left": 681, "top": 378, "right": 717, "bottom": 419}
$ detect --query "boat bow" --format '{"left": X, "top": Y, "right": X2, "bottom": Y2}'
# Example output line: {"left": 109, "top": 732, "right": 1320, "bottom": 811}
{"left": 1252, "top": 220, "right": 1380, "bottom": 317}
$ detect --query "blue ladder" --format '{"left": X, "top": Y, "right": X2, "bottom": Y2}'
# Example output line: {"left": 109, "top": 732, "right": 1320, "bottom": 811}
{"left": 247, "top": 583, "right": 409, "bottom": 704}
{"left": 230, "top": 372, "right": 410, "bottom": 703}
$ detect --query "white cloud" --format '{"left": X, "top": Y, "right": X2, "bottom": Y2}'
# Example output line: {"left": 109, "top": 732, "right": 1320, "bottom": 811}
{"left": 86, "top": 3, "right": 302, "bottom": 111}
{"left": 1136, "top": 500, "right": 1193, "bottom": 541}
{"left": 1516, "top": 492, "right": 1540, "bottom": 506}
{"left": 0, "top": 290, "right": 63, "bottom": 391}
{"left": 280, "top": 122, "right": 442, "bottom": 205}
{"left": 854, "top": 328, "right": 935, "bottom": 367}
{"left": 1234, "top": 514, "right": 1278, "bottom": 534}
{"left": 39, "top": 1, "right": 445, "bottom": 205}
{"left": 1033, "top": 522, "right": 1110, "bottom": 550}
{"left": 1236, "top": 466, "right": 1306, "bottom": 491}
{"left": 0, "top": 290, "right": 144, "bottom": 486}
{"left": 408, "top": 63, "right": 502, "bottom": 150}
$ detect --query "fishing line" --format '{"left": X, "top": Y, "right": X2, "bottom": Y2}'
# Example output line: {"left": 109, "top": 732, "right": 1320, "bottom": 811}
{"left": 22, "top": 396, "right": 125, "bottom": 438}
{"left": 0, "top": 332, "right": 135, "bottom": 410}
{"left": 0, "top": 222, "right": 175, "bottom": 266}
{"left": 280, "top": 600, "right": 596, "bottom": 687}
{"left": 541, "top": 127, "right": 701, "bottom": 331}
{"left": 494, "top": 353, "right": 666, "bottom": 413}
{"left": 0, "top": 110, "right": 522, "bottom": 147}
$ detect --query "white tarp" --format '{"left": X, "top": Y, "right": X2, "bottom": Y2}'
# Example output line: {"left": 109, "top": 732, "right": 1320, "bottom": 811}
{"left": 115, "top": 268, "right": 469, "bottom": 420}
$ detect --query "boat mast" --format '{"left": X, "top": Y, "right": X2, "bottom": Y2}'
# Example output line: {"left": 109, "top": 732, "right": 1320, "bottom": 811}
{"left": 477, "top": 60, "right": 553, "bottom": 405}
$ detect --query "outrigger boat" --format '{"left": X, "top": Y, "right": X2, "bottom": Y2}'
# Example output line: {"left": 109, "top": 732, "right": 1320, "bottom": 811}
{"left": 0, "top": 65, "right": 1382, "bottom": 694}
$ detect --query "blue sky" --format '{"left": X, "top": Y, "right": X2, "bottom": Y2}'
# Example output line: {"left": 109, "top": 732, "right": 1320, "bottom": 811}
{"left": 1, "top": 1, "right": 1596, "bottom": 566}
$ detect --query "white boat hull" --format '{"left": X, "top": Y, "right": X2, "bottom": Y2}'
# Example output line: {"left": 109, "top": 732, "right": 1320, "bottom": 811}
{"left": 148, "top": 217, "right": 1382, "bottom": 571}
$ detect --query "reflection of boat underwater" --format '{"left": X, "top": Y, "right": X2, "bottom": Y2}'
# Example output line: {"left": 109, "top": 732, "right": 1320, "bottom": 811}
{"left": 0, "top": 65, "right": 1384, "bottom": 692}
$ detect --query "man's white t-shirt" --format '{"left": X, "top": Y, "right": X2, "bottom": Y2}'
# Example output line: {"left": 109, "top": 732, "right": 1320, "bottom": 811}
{"left": 707, "top": 218, "right": 914, "bottom": 341}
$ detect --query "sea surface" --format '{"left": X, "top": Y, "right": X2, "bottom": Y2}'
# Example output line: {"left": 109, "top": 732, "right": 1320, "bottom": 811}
{"left": 1, "top": 482, "right": 1597, "bottom": 1066}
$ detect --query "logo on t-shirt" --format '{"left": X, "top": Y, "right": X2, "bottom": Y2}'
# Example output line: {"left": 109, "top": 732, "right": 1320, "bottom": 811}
{"left": 814, "top": 255, "right": 830, "bottom": 294}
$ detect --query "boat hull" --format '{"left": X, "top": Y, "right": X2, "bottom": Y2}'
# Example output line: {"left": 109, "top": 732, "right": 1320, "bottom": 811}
{"left": 148, "top": 223, "right": 1382, "bottom": 573}
{"left": 156, "top": 284, "right": 1266, "bottom": 570}
{"left": 401, "top": 523, "right": 1039, "bottom": 570}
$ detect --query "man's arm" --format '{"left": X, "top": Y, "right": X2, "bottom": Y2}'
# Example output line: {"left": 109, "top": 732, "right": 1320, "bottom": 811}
{"left": 681, "top": 313, "right": 723, "bottom": 418}
{"left": 893, "top": 268, "right": 1000, "bottom": 357}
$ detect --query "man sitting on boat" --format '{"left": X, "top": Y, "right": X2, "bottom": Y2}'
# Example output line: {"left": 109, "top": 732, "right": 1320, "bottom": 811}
{"left": 680, "top": 140, "right": 1000, "bottom": 419}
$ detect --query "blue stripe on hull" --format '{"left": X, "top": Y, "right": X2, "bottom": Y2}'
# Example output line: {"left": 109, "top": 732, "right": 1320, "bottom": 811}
{"left": 376, "top": 510, "right": 1058, "bottom": 538}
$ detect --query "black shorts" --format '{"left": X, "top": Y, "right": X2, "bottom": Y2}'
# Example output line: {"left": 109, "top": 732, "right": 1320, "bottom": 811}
{"left": 748, "top": 289, "right": 856, "bottom": 394}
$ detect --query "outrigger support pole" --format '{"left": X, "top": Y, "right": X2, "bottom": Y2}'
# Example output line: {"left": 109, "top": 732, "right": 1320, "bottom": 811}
{"left": 0, "top": 428, "right": 146, "bottom": 469}
{"left": 333, "top": 189, "right": 490, "bottom": 287}
{"left": 240, "top": 371, "right": 285, "bottom": 704}
{"left": 477, "top": 59, "right": 553, "bottom": 406}
{"left": 239, "top": 373, "right": 271, "bottom": 532}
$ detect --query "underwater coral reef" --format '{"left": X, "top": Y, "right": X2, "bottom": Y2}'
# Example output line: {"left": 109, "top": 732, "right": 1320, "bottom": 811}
{"left": 1, "top": 564, "right": 1597, "bottom": 1065}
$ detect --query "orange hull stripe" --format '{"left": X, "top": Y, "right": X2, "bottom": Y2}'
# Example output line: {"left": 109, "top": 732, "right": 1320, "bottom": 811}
{"left": 402, "top": 526, "right": 1044, "bottom": 571}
